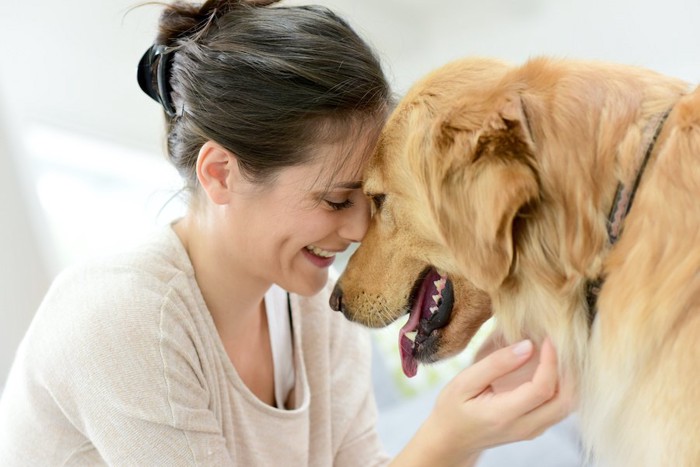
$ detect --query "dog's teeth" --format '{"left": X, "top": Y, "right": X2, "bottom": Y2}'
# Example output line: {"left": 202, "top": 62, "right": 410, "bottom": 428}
{"left": 432, "top": 294, "right": 441, "bottom": 304}
{"left": 405, "top": 331, "right": 417, "bottom": 343}
{"left": 434, "top": 278, "right": 446, "bottom": 293}
{"left": 429, "top": 306, "right": 438, "bottom": 315}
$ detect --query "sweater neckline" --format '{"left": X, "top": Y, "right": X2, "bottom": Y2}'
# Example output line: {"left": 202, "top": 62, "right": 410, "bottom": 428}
{"left": 163, "top": 224, "right": 311, "bottom": 417}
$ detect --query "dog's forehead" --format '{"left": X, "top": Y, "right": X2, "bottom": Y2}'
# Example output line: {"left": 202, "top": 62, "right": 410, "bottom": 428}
{"left": 363, "top": 151, "right": 388, "bottom": 194}
{"left": 363, "top": 57, "right": 513, "bottom": 196}
{"left": 363, "top": 125, "right": 409, "bottom": 194}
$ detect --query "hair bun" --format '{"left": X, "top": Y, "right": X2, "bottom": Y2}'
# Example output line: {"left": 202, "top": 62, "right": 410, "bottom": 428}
{"left": 156, "top": 0, "right": 281, "bottom": 46}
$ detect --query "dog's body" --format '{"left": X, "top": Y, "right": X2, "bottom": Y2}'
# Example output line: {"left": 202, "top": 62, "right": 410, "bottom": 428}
{"left": 331, "top": 57, "right": 700, "bottom": 465}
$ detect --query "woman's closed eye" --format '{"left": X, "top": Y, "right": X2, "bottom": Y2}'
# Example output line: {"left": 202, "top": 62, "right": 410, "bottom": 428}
{"left": 325, "top": 199, "right": 355, "bottom": 211}
{"left": 320, "top": 183, "right": 363, "bottom": 211}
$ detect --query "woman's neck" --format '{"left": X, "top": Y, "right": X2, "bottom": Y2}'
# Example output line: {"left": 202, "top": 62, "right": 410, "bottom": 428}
{"left": 173, "top": 214, "right": 271, "bottom": 341}
{"left": 174, "top": 214, "right": 277, "bottom": 406}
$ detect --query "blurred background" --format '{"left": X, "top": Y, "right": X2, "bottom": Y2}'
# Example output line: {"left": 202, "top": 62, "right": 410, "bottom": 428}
{"left": 1, "top": 0, "right": 698, "bottom": 464}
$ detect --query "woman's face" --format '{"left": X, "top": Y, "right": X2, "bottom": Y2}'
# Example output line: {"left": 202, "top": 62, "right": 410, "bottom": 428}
{"left": 226, "top": 131, "right": 376, "bottom": 296}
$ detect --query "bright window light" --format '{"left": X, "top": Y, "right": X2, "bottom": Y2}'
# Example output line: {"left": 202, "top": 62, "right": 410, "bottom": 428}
{"left": 23, "top": 124, "right": 185, "bottom": 272}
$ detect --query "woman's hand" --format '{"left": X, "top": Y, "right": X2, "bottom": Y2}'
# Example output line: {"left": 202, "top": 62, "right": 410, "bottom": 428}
{"left": 391, "top": 336, "right": 576, "bottom": 467}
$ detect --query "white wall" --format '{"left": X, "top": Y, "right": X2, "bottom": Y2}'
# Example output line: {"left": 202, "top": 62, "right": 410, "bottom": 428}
{"left": 0, "top": 90, "right": 51, "bottom": 384}
{"left": 295, "top": 0, "right": 700, "bottom": 93}
{"left": 0, "top": 0, "right": 163, "bottom": 154}
{"left": 0, "top": 0, "right": 698, "bottom": 156}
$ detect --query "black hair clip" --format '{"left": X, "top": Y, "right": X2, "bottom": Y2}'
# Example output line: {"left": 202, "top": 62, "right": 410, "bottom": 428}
{"left": 137, "top": 44, "right": 177, "bottom": 117}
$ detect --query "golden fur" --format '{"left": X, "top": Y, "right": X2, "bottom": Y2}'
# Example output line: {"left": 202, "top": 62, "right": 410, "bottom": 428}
{"left": 334, "top": 57, "right": 700, "bottom": 465}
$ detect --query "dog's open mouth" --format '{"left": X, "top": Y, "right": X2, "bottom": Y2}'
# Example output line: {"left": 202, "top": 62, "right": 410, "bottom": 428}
{"left": 399, "top": 268, "right": 454, "bottom": 378}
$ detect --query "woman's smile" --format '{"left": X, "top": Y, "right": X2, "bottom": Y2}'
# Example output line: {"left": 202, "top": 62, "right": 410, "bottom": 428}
{"left": 303, "top": 244, "right": 338, "bottom": 268}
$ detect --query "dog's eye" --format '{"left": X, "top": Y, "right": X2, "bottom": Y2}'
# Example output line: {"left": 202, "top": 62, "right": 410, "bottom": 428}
{"left": 372, "top": 194, "right": 386, "bottom": 211}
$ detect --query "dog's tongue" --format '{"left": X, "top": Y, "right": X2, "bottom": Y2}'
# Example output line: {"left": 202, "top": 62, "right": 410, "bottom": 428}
{"left": 399, "top": 327, "right": 418, "bottom": 378}
{"left": 398, "top": 280, "right": 428, "bottom": 378}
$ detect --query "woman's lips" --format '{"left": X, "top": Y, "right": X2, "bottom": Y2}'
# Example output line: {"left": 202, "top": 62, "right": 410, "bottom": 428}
{"left": 302, "top": 247, "right": 336, "bottom": 268}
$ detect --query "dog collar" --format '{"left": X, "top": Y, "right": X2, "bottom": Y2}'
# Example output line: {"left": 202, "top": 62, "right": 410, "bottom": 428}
{"left": 585, "top": 108, "right": 673, "bottom": 323}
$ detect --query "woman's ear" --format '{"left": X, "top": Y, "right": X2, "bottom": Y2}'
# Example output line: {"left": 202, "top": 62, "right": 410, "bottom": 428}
{"left": 195, "top": 141, "right": 239, "bottom": 205}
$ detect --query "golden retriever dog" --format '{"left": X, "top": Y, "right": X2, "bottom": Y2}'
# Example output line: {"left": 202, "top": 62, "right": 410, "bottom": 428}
{"left": 330, "top": 57, "right": 700, "bottom": 466}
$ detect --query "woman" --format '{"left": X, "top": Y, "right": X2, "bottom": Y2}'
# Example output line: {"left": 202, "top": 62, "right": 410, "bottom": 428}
{"left": 0, "top": 0, "right": 573, "bottom": 465}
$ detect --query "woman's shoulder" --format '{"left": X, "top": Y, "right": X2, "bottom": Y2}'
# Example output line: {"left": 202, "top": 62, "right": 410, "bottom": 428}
{"left": 16, "top": 228, "right": 208, "bottom": 389}
{"left": 51, "top": 226, "right": 192, "bottom": 306}
{"left": 32, "top": 228, "right": 198, "bottom": 351}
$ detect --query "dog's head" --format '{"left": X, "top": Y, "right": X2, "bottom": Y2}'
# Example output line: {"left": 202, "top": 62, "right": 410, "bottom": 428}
{"left": 331, "top": 58, "right": 542, "bottom": 376}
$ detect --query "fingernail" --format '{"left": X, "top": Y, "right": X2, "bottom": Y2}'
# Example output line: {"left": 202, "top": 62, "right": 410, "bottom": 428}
{"left": 512, "top": 339, "right": 533, "bottom": 357}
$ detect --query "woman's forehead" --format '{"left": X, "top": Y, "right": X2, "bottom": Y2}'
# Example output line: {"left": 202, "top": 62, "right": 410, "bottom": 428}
{"left": 266, "top": 117, "right": 382, "bottom": 194}
{"left": 305, "top": 142, "right": 368, "bottom": 191}
{"left": 310, "top": 121, "right": 382, "bottom": 181}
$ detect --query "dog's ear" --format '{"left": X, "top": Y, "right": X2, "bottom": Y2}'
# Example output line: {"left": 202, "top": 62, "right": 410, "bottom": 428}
{"left": 431, "top": 95, "right": 539, "bottom": 292}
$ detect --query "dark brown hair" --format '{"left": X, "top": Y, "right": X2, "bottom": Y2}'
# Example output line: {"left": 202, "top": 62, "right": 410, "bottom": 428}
{"left": 149, "top": 0, "right": 391, "bottom": 195}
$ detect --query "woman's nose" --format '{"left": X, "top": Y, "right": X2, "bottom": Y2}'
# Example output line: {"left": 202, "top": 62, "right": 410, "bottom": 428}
{"left": 339, "top": 197, "right": 370, "bottom": 242}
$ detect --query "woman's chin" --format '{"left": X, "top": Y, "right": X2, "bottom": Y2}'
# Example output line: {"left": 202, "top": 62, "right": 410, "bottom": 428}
{"left": 287, "top": 268, "right": 329, "bottom": 297}
{"left": 274, "top": 251, "right": 334, "bottom": 297}
{"left": 299, "top": 277, "right": 329, "bottom": 297}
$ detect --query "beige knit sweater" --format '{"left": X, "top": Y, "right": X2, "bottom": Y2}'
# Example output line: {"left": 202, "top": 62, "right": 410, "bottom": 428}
{"left": 0, "top": 227, "right": 390, "bottom": 466}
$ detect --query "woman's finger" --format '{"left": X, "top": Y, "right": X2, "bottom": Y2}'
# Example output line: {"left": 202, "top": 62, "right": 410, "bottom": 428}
{"left": 492, "top": 338, "right": 560, "bottom": 417}
{"left": 473, "top": 329, "right": 506, "bottom": 362}
{"left": 502, "top": 373, "right": 576, "bottom": 441}
{"left": 450, "top": 339, "right": 535, "bottom": 400}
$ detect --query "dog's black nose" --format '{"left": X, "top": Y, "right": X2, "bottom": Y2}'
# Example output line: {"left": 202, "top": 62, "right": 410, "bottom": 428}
{"left": 329, "top": 283, "right": 343, "bottom": 312}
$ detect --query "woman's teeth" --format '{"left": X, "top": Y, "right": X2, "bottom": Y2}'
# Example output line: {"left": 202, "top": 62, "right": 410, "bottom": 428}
{"left": 306, "top": 245, "right": 335, "bottom": 258}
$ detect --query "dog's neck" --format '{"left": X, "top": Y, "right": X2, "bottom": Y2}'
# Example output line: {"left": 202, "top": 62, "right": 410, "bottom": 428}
{"left": 584, "top": 108, "right": 673, "bottom": 321}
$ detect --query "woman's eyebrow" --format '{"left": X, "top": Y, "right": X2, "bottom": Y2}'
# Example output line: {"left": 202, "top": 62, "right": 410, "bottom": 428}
{"left": 311, "top": 181, "right": 363, "bottom": 198}
{"left": 332, "top": 181, "right": 363, "bottom": 190}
